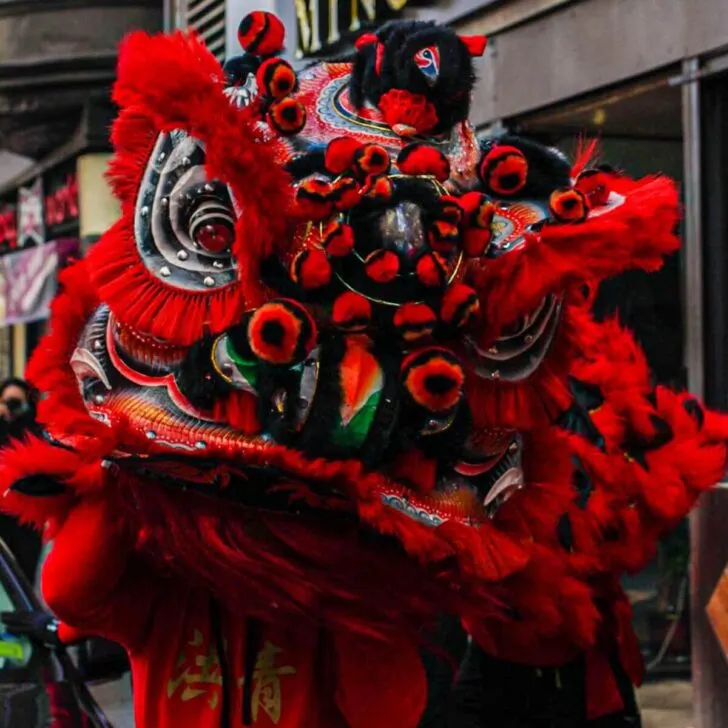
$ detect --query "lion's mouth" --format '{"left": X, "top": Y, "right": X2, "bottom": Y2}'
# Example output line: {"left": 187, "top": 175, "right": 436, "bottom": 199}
{"left": 70, "top": 305, "right": 525, "bottom": 528}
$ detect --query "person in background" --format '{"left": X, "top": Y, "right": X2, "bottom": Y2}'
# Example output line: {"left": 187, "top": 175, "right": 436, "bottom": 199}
{"left": 0, "top": 377, "right": 43, "bottom": 584}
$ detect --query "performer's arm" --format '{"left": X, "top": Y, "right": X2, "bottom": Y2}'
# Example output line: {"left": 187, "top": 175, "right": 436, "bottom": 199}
{"left": 41, "top": 495, "right": 159, "bottom": 651}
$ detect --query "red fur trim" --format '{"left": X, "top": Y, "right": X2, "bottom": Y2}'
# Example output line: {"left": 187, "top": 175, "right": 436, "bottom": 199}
{"left": 469, "top": 175, "right": 680, "bottom": 343}
{"left": 105, "top": 31, "right": 295, "bottom": 341}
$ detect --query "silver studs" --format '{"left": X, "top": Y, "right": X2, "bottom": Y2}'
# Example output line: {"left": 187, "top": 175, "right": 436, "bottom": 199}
{"left": 203, "top": 276, "right": 215, "bottom": 287}
{"left": 204, "top": 183, "right": 214, "bottom": 193}
{"left": 524, "top": 335, "right": 534, "bottom": 344}
{"left": 177, "top": 250, "right": 189, "bottom": 261}
{"left": 195, "top": 440, "right": 207, "bottom": 450}
{"left": 158, "top": 152, "right": 166, "bottom": 162}
{"left": 161, "top": 197, "right": 169, "bottom": 208}
{"left": 93, "top": 340, "right": 103, "bottom": 351}
{"left": 160, "top": 266, "right": 171, "bottom": 277}
{"left": 182, "top": 156, "right": 191, "bottom": 166}
{"left": 212, "top": 260, "right": 224, "bottom": 269}
{"left": 94, "top": 394, "right": 105, "bottom": 405}
{"left": 146, "top": 430, "right": 157, "bottom": 440}
{"left": 140, "top": 205, "right": 149, "bottom": 216}
{"left": 490, "top": 370, "right": 501, "bottom": 380}
{"left": 488, "top": 346, "right": 498, "bottom": 355}
{"left": 508, "top": 441, "right": 519, "bottom": 453}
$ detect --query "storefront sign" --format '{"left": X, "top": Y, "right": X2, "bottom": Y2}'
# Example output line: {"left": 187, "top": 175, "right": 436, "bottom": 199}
{"left": 0, "top": 200, "right": 17, "bottom": 254}
{"left": 44, "top": 161, "right": 79, "bottom": 238}
{"left": 17, "top": 177, "right": 44, "bottom": 249}
{"left": 295, "top": 0, "right": 411, "bottom": 57}
{"left": 1, "top": 242, "right": 59, "bottom": 325}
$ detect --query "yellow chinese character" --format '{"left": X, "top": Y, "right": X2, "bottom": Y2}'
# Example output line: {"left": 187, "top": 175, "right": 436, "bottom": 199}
{"left": 167, "top": 629, "right": 223, "bottom": 709}
{"left": 238, "top": 641, "right": 296, "bottom": 725}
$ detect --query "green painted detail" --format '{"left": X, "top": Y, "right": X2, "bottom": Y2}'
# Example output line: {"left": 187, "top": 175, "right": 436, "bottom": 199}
{"left": 0, "top": 638, "right": 26, "bottom": 662}
{"left": 330, "top": 391, "right": 381, "bottom": 449}
{"left": 225, "top": 338, "right": 260, "bottom": 390}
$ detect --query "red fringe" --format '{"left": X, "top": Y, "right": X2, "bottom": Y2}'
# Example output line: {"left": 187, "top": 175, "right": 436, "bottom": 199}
{"left": 469, "top": 175, "right": 680, "bottom": 344}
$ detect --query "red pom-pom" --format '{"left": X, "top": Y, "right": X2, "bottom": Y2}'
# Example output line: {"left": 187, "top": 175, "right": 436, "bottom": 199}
{"left": 576, "top": 169, "right": 611, "bottom": 207}
{"left": 353, "top": 144, "right": 390, "bottom": 178}
{"left": 402, "top": 347, "right": 465, "bottom": 413}
{"left": 362, "top": 175, "right": 394, "bottom": 202}
{"left": 478, "top": 145, "right": 528, "bottom": 197}
{"left": 267, "top": 97, "right": 306, "bottom": 136}
{"left": 247, "top": 299, "right": 316, "bottom": 365}
{"left": 440, "top": 283, "right": 480, "bottom": 328}
{"left": 416, "top": 252, "right": 447, "bottom": 288}
{"left": 393, "top": 303, "right": 437, "bottom": 342}
{"left": 439, "top": 197, "right": 464, "bottom": 226}
{"left": 329, "top": 176, "right": 361, "bottom": 211}
{"left": 238, "top": 11, "right": 285, "bottom": 57}
{"left": 378, "top": 89, "right": 439, "bottom": 137}
{"left": 325, "top": 137, "right": 363, "bottom": 175}
{"left": 291, "top": 248, "right": 332, "bottom": 289}
{"left": 397, "top": 144, "right": 450, "bottom": 182}
{"left": 365, "top": 249, "right": 400, "bottom": 283}
{"left": 549, "top": 187, "right": 589, "bottom": 224}
{"left": 332, "top": 292, "right": 371, "bottom": 331}
{"left": 256, "top": 58, "right": 297, "bottom": 99}
{"left": 323, "top": 221, "right": 355, "bottom": 257}
{"left": 428, "top": 220, "right": 460, "bottom": 253}
{"left": 295, "top": 178, "right": 334, "bottom": 220}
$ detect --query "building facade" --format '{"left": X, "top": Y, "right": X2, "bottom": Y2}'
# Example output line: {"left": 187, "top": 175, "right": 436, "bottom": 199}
{"left": 0, "top": 0, "right": 163, "bottom": 377}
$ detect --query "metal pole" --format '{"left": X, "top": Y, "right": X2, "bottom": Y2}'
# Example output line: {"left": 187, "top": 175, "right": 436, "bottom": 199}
{"left": 685, "top": 55, "right": 728, "bottom": 728}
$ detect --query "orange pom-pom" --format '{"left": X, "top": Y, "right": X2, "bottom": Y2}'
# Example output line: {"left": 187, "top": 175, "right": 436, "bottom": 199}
{"left": 267, "top": 97, "right": 306, "bottom": 136}
{"left": 353, "top": 144, "right": 390, "bottom": 178}
{"left": 332, "top": 292, "right": 371, "bottom": 331}
{"left": 238, "top": 11, "right": 285, "bottom": 57}
{"left": 402, "top": 347, "right": 465, "bottom": 413}
{"left": 365, "top": 249, "right": 400, "bottom": 283}
{"left": 549, "top": 187, "right": 589, "bottom": 224}
{"left": 428, "top": 220, "right": 460, "bottom": 253}
{"left": 323, "top": 221, "right": 355, "bottom": 257}
{"left": 291, "top": 248, "right": 332, "bottom": 289}
{"left": 362, "top": 175, "right": 394, "bottom": 202}
{"left": 393, "top": 303, "right": 437, "bottom": 342}
{"left": 247, "top": 299, "right": 316, "bottom": 365}
{"left": 325, "top": 137, "right": 363, "bottom": 175}
{"left": 256, "top": 58, "right": 297, "bottom": 99}
{"left": 478, "top": 145, "right": 528, "bottom": 197}
{"left": 397, "top": 144, "right": 450, "bottom": 182}
{"left": 440, "top": 284, "right": 480, "bottom": 328}
{"left": 415, "top": 252, "right": 447, "bottom": 288}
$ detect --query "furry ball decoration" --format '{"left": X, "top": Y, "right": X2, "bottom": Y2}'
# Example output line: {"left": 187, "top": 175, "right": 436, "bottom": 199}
{"left": 238, "top": 11, "right": 285, "bottom": 57}
{"left": 362, "top": 175, "right": 394, "bottom": 202}
{"left": 332, "top": 292, "right": 372, "bottom": 331}
{"left": 397, "top": 144, "right": 451, "bottom": 182}
{"left": 295, "top": 179, "right": 334, "bottom": 220}
{"left": 247, "top": 299, "right": 317, "bottom": 365}
{"left": 402, "top": 347, "right": 465, "bottom": 413}
{"left": 329, "top": 177, "right": 362, "bottom": 211}
{"left": 416, "top": 252, "right": 447, "bottom": 288}
{"left": 576, "top": 169, "right": 612, "bottom": 208}
{"left": 393, "top": 303, "right": 437, "bottom": 342}
{"left": 479, "top": 145, "right": 529, "bottom": 196}
{"left": 353, "top": 144, "right": 391, "bottom": 178}
{"left": 378, "top": 89, "right": 439, "bottom": 137}
{"left": 549, "top": 187, "right": 589, "bottom": 224}
{"left": 256, "top": 58, "right": 297, "bottom": 99}
{"left": 365, "top": 249, "right": 400, "bottom": 283}
{"left": 323, "top": 221, "right": 355, "bottom": 257}
{"left": 267, "top": 97, "right": 307, "bottom": 136}
{"left": 440, "top": 283, "right": 480, "bottom": 328}
{"left": 325, "top": 137, "right": 364, "bottom": 175}
{"left": 428, "top": 220, "right": 460, "bottom": 253}
{"left": 290, "top": 248, "right": 332, "bottom": 289}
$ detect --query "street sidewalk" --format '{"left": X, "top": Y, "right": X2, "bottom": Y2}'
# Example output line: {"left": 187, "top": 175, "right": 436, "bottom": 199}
{"left": 637, "top": 680, "right": 693, "bottom": 728}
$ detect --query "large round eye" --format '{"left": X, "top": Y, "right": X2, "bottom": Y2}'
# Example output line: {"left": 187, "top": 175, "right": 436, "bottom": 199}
{"left": 134, "top": 131, "right": 238, "bottom": 290}
{"left": 413, "top": 45, "right": 440, "bottom": 86}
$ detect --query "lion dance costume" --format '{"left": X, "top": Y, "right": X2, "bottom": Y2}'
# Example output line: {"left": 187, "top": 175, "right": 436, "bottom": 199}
{"left": 1, "top": 11, "right": 727, "bottom": 728}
